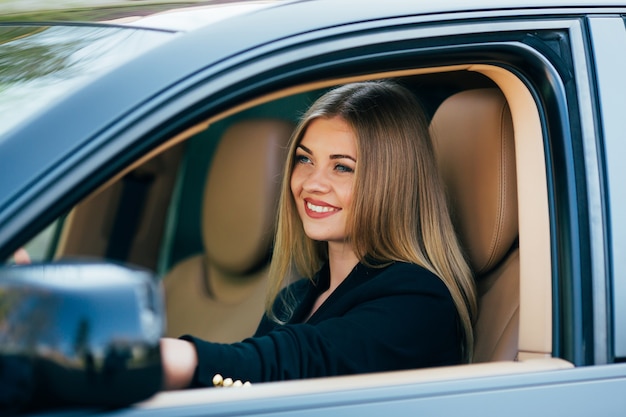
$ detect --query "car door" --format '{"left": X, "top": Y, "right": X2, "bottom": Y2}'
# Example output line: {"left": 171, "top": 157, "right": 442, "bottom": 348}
{"left": 2, "top": 2, "right": 626, "bottom": 415}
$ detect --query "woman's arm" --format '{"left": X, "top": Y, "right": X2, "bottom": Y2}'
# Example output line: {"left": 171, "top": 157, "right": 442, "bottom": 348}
{"left": 183, "top": 283, "right": 460, "bottom": 385}
{"left": 162, "top": 264, "right": 459, "bottom": 388}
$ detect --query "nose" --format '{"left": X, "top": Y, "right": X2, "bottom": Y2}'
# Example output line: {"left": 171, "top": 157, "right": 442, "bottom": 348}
{"left": 301, "top": 167, "right": 331, "bottom": 194}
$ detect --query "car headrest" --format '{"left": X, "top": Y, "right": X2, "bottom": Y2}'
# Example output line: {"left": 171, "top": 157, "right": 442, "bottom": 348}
{"left": 429, "top": 88, "right": 518, "bottom": 275}
{"left": 202, "top": 119, "right": 293, "bottom": 276}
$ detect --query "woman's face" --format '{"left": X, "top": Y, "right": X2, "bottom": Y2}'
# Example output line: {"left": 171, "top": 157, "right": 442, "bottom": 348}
{"left": 290, "top": 116, "right": 357, "bottom": 245}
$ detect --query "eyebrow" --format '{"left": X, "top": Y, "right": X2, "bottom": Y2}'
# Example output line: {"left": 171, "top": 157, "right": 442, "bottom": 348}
{"left": 297, "top": 144, "right": 357, "bottom": 162}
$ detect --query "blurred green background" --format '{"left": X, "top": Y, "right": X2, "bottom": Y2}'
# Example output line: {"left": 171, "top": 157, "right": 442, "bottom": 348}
{"left": 0, "top": 0, "right": 222, "bottom": 22}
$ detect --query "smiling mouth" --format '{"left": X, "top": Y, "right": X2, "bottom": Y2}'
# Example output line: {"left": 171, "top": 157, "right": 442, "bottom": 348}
{"left": 306, "top": 201, "right": 339, "bottom": 213}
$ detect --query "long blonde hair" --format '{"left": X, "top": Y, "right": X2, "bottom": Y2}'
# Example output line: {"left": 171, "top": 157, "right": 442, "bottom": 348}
{"left": 267, "top": 80, "right": 477, "bottom": 362}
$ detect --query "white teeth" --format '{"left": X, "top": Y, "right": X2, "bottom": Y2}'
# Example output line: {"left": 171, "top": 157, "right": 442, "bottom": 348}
{"left": 307, "top": 202, "right": 338, "bottom": 213}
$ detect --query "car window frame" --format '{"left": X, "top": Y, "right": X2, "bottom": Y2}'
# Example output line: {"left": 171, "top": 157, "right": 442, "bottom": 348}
{"left": 586, "top": 15, "right": 626, "bottom": 362}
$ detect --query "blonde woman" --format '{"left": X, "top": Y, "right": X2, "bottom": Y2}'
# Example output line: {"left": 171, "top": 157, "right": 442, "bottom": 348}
{"left": 161, "top": 80, "right": 477, "bottom": 389}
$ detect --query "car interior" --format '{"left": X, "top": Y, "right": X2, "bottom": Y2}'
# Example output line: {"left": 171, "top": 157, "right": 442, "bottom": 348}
{"left": 13, "top": 62, "right": 573, "bottom": 402}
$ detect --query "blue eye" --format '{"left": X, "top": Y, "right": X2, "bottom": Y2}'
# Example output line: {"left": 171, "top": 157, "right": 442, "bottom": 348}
{"left": 295, "top": 154, "right": 311, "bottom": 164}
{"left": 335, "top": 164, "right": 354, "bottom": 173}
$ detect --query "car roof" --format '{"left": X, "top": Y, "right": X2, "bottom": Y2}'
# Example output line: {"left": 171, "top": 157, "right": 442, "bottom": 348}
{"left": 117, "top": 0, "right": 626, "bottom": 32}
{"left": 2, "top": 0, "right": 625, "bottom": 31}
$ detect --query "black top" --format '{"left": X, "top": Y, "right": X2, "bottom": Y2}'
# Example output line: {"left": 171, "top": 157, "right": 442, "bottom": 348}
{"left": 181, "top": 261, "right": 461, "bottom": 387}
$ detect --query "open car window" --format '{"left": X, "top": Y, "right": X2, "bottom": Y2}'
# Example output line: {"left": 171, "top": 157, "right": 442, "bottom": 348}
{"left": 12, "top": 63, "right": 552, "bottom": 361}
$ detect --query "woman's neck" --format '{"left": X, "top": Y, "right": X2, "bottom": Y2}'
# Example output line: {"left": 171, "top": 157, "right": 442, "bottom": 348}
{"left": 305, "top": 242, "right": 358, "bottom": 322}
{"left": 327, "top": 242, "right": 359, "bottom": 292}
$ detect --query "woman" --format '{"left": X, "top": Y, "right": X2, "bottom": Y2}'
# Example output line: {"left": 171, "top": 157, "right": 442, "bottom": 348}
{"left": 161, "top": 80, "right": 477, "bottom": 389}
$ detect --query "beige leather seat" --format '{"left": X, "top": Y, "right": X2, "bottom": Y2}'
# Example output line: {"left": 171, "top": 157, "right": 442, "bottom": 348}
{"left": 163, "top": 119, "right": 294, "bottom": 343}
{"left": 429, "top": 88, "right": 519, "bottom": 362}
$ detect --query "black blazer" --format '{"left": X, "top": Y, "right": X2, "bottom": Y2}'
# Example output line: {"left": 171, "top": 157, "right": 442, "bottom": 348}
{"left": 182, "top": 261, "right": 461, "bottom": 387}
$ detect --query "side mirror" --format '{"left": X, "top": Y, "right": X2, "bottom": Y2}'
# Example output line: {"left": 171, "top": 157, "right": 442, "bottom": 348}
{"left": 0, "top": 261, "right": 164, "bottom": 412}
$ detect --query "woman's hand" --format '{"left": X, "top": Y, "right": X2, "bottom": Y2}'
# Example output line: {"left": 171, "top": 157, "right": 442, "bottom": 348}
{"left": 13, "top": 248, "right": 31, "bottom": 264}
{"left": 160, "top": 338, "right": 198, "bottom": 390}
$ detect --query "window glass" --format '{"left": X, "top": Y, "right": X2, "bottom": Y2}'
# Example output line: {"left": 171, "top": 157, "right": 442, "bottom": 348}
{"left": 22, "top": 222, "right": 58, "bottom": 261}
{"left": 4, "top": 220, "right": 62, "bottom": 265}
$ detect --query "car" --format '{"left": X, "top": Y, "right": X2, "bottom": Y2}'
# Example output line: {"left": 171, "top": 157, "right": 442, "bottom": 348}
{"left": 1, "top": 0, "right": 625, "bottom": 415}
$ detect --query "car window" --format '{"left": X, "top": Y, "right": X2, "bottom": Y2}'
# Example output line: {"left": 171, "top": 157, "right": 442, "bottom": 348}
{"left": 19, "top": 221, "right": 58, "bottom": 261}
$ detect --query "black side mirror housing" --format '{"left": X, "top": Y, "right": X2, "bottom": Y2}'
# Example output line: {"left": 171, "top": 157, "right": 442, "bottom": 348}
{"left": 0, "top": 261, "right": 164, "bottom": 412}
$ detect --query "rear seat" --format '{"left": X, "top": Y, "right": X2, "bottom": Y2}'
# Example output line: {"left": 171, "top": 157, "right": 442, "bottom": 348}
{"left": 162, "top": 119, "right": 294, "bottom": 342}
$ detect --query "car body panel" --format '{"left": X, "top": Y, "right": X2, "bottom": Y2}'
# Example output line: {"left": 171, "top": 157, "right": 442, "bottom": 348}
{"left": 77, "top": 362, "right": 626, "bottom": 416}
{"left": 0, "top": 25, "right": 175, "bottom": 137}
{"left": 587, "top": 16, "right": 626, "bottom": 360}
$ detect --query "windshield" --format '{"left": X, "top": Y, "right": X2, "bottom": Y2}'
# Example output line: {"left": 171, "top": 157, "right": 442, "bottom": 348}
{"left": 0, "top": 24, "right": 173, "bottom": 137}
